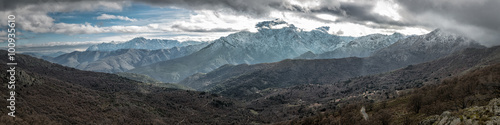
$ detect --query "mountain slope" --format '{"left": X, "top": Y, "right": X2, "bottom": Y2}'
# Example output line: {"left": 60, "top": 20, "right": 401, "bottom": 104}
{"left": 364, "top": 29, "right": 484, "bottom": 73}
{"left": 196, "top": 29, "right": 484, "bottom": 99}
{"left": 129, "top": 20, "right": 355, "bottom": 83}
{"left": 296, "top": 33, "right": 406, "bottom": 59}
{"left": 49, "top": 43, "right": 208, "bottom": 73}
{"left": 0, "top": 51, "right": 255, "bottom": 124}
{"left": 86, "top": 37, "right": 203, "bottom": 51}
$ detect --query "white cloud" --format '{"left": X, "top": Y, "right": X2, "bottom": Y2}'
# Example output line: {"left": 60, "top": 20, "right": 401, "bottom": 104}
{"left": 166, "top": 10, "right": 258, "bottom": 32}
{"left": 373, "top": 0, "right": 402, "bottom": 21}
{"left": 96, "top": 14, "right": 137, "bottom": 21}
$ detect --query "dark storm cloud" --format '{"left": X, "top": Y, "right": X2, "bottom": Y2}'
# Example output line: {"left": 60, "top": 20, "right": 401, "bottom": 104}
{"left": 397, "top": 0, "right": 500, "bottom": 32}
{"left": 0, "top": 0, "right": 87, "bottom": 10}
{"left": 137, "top": 0, "right": 500, "bottom": 45}
{"left": 309, "top": 2, "right": 410, "bottom": 27}
{"left": 396, "top": 0, "right": 500, "bottom": 46}
{"left": 171, "top": 24, "right": 239, "bottom": 32}
{"left": 136, "top": 0, "right": 409, "bottom": 28}
{"left": 135, "top": 0, "right": 282, "bottom": 16}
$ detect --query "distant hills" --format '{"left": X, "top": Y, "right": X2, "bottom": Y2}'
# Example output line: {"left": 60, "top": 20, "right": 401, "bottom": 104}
{"left": 47, "top": 43, "right": 209, "bottom": 73}
{"left": 86, "top": 37, "right": 203, "bottom": 51}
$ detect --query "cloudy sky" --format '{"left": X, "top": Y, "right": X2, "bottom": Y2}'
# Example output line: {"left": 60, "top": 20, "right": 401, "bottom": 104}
{"left": 0, "top": 0, "right": 499, "bottom": 53}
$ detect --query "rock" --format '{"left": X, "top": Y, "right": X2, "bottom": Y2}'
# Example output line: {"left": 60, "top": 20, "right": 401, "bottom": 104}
{"left": 488, "top": 98, "right": 500, "bottom": 116}
{"left": 420, "top": 98, "right": 500, "bottom": 125}
{"left": 419, "top": 115, "right": 439, "bottom": 125}
{"left": 360, "top": 107, "right": 369, "bottom": 120}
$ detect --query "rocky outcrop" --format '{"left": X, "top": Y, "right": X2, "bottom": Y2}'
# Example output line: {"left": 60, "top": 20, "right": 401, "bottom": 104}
{"left": 420, "top": 98, "right": 500, "bottom": 125}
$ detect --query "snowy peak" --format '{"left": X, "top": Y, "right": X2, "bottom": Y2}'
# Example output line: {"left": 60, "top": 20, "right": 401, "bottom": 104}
{"left": 306, "top": 33, "right": 407, "bottom": 59}
{"left": 131, "top": 37, "right": 147, "bottom": 41}
{"left": 129, "top": 37, "right": 148, "bottom": 43}
{"left": 422, "top": 29, "right": 470, "bottom": 43}
{"left": 373, "top": 29, "right": 485, "bottom": 63}
{"left": 420, "top": 29, "right": 477, "bottom": 45}
{"left": 255, "top": 18, "right": 290, "bottom": 29}
{"left": 314, "top": 26, "right": 330, "bottom": 33}
{"left": 210, "top": 20, "right": 351, "bottom": 55}
{"left": 428, "top": 28, "right": 444, "bottom": 36}
{"left": 391, "top": 32, "right": 404, "bottom": 37}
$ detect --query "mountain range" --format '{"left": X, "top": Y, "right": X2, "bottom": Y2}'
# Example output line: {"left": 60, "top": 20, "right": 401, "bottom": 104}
{"left": 47, "top": 42, "right": 209, "bottom": 73}
{"left": 180, "top": 29, "right": 484, "bottom": 93}
{"left": 86, "top": 37, "right": 203, "bottom": 51}
{"left": 127, "top": 20, "right": 408, "bottom": 83}
{"left": 296, "top": 33, "right": 406, "bottom": 59}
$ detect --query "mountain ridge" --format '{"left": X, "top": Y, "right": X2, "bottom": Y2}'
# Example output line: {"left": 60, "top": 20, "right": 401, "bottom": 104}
{"left": 128, "top": 21, "right": 363, "bottom": 83}
{"left": 189, "top": 29, "right": 485, "bottom": 99}
{"left": 86, "top": 37, "right": 204, "bottom": 51}
{"left": 48, "top": 43, "right": 209, "bottom": 73}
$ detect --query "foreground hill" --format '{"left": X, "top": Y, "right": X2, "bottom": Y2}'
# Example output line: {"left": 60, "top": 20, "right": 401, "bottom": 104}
{"left": 283, "top": 60, "right": 500, "bottom": 125}
{"left": 0, "top": 51, "right": 254, "bottom": 124}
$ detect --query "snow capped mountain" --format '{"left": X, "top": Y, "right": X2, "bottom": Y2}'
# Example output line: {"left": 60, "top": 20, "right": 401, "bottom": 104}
{"left": 48, "top": 19, "right": 485, "bottom": 86}
{"left": 297, "top": 32, "right": 406, "bottom": 59}
{"left": 86, "top": 37, "right": 204, "bottom": 51}
{"left": 50, "top": 43, "right": 209, "bottom": 73}
{"left": 128, "top": 20, "right": 355, "bottom": 83}
{"left": 214, "top": 20, "right": 354, "bottom": 58}
{"left": 363, "top": 29, "right": 485, "bottom": 74}
{"left": 181, "top": 30, "right": 486, "bottom": 91}
{"left": 372, "top": 29, "right": 484, "bottom": 62}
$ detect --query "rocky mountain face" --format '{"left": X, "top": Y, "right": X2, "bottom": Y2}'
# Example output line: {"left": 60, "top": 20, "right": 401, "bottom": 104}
{"left": 48, "top": 43, "right": 208, "bottom": 73}
{"left": 86, "top": 37, "right": 203, "bottom": 51}
{"left": 420, "top": 98, "right": 500, "bottom": 125}
{"left": 365, "top": 29, "right": 485, "bottom": 73}
{"left": 180, "top": 29, "right": 485, "bottom": 94}
{"left": 296, "top": 33, "right": 406, "bottom": 59}
{"left": 128, "top": 20, "right": 355, "bottom": 83}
